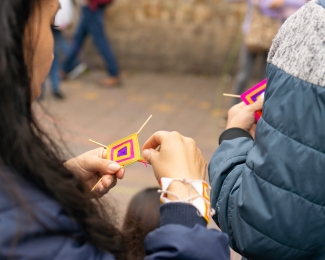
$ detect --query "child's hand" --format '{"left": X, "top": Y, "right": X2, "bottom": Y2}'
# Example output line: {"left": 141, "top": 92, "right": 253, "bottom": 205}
{"left": 226, "top": 99, "right": 263, "bottom": 137}
{"left": 64, "top": 148, "right": 125, "bottom": 197}
{"left": 142, "top": 131, "right": 207, "bottom": 199}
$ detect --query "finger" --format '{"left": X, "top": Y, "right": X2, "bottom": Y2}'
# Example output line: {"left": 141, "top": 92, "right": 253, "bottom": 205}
{"left": 102, "top": 175, "right": 117, "bottom": 189}
{"left": 97, "top": 149, "right": 123, "bottom": 176}
{"left": 93, "top": 184, "right": 107, "bottom": 198}
{"left": 115, "top": 167, "right": 125, "bottom": 179}
{"left": 89, "top": 157, "right": 121, "bottom": 175}
{"left": 228, "top": 102, "right": 246, "bottom": 117}
{"left": 230, "top": 102, "right": 246, "bottom": 110}
{"left": 95, "top": 175, "right": 117, "bottom": 195}
{"left": 236, "top": 102, "right": 246, "bottom": 108}
{"left": 99, "top": 147, "right": 107, "bottom": 159}
{"left": 142, "top": 131, "right": 170, "bottom": 150}
{"left": 93, "top": 181, "right": 105, "bottom": 196}
{"left": 142, "top": 148, "right": 160, "bottom": 165}
{"left": 103, "top": 176, "right": 117, "bottom": 194}
{"left": 247, "top": 98, "right": 264, "bottom": 112}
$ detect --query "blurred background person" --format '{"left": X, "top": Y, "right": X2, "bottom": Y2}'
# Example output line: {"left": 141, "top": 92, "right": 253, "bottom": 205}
{"left": 41, "top": 0, "right": 86, "bottom": 100}
{"left": 123, "top": 188, "right": 160, "bottom": 260}
{"left": 229, "top": 0, "right": 306, "bottom": 105}
{"left": 63, "top": 0, "right": 120, "bottom": 87}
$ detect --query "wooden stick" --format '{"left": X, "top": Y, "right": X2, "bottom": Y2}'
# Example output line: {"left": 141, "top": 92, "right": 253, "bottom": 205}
{"left": 137, "top": 115, "right": 153, "bottom": 134}
{"left": 223, "top": 93, "right": 241, "bottom": 98}
{"left": 91, "top": 165, "right": 125, "bottom": 192}
{"left": 91, "top": 176, "right": 104, "bottom": 192}
{"left": 89, "top": 139, "right": 106, "bottom": 148}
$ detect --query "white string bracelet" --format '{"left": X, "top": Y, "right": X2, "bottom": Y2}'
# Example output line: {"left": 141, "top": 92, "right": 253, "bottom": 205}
{"left": 158, "top": 178, "right": 215, "bottom": 223}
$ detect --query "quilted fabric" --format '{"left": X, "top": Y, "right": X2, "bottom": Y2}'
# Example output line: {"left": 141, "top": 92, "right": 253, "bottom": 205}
{"left": 209, "top": 1, "right": 325, "bottom": 259}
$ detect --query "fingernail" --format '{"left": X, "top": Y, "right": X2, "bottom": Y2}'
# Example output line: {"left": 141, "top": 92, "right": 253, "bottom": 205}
{"left": 143, "top": 149, "right": 150, "bottom": 159}
{"left": 108, "top": 163, "right": 120, "bottom": 171}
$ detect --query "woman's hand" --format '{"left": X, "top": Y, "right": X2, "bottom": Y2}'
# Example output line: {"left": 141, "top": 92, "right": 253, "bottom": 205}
{"left": 64, "top": 148, "right": 125, "bottom": 198}
{"left": 142, "top": 131, "right": 207, "bottom": 200}
{"left": 226, "top": 99, "right": 263, "bottom": 138}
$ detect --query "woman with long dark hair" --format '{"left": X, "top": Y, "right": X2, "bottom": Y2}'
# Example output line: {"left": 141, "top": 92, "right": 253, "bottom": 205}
{"left": 0, "top": 0, "right": 229, "bottom": 259}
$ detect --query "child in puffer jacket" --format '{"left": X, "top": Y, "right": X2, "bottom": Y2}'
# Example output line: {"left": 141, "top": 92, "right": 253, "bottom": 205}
{"left": 209, "top": 1, "right": 325, "bottom": 260}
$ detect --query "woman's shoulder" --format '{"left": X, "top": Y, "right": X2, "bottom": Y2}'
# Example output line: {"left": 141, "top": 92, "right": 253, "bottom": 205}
{"left": 0, "top": 166, "right": 73, "bottom": 229}
{"left": 0, "top": 166, "right": 116, "bottom": 260}
{"left": 0, "top": 166, "right": 57, "bottom": 209}
{"left": 0, "top": 166, "right": 80, "bottom": 236}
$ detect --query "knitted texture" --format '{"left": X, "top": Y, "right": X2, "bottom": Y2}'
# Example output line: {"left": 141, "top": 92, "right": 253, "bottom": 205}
{"left": 268, "top": 0, "right": 325, "bottom": 87}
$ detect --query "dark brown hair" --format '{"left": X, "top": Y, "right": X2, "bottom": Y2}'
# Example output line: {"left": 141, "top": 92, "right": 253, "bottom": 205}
{"left": 123, "top": 188, "right": 161, "bottom": 260}
{"left": 0, "top": 0, "right": 125, "bottom": 258}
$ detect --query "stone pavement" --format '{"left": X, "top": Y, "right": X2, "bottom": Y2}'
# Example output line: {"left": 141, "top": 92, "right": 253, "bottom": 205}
{"left": 38, "top": 70, "right": 241, "bottom": 260}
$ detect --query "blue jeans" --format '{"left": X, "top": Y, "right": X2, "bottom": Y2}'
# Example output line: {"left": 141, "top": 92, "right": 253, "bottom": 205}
{"left": 44, "top": 29, "right": 78, "bottom": 93}
{"left": 63, "top": 5, "right": 119, "bottom": 77}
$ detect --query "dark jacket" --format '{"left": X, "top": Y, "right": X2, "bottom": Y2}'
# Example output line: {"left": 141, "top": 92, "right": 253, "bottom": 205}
{"left": 0, "top": 167, "right": 229, "bottom": 260}
{"left": 209, "top": 1, "right": 325, "bottom": 260}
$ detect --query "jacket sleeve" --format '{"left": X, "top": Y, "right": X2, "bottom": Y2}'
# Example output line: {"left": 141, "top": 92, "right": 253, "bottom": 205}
{"left": 0, "top": 199, "right": 116, "bottom": 260}
{"left": 0, "top": 170, "right": 116, "bottom": 260}
{"left": 208, "top": 136, "right": 254, "bottom": 247}
{"left": 209, "top": 90, "right": 325, "bottom": 259}
{"left": 208, "top": 131, "right": 317, "bottom": 260}
{"left": 144, "top": 203, "right": 230, "bottom": 260}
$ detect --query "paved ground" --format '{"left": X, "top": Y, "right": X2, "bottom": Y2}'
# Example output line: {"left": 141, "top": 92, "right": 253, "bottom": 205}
{"left": 37, "top": 70, "right": 242, "bottom": 259}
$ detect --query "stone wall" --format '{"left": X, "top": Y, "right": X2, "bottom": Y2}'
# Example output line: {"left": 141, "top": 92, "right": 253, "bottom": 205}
{"left": 81, "top": 0, "right": 246, "bottom": 74}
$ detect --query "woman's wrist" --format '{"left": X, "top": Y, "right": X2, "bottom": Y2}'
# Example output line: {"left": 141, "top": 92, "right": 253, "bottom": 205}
{"left": 167, "top": 181, "right": 198, "bottom": 201}
{"left": 159, "top": 178, "right": 212, "bottom": 223}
